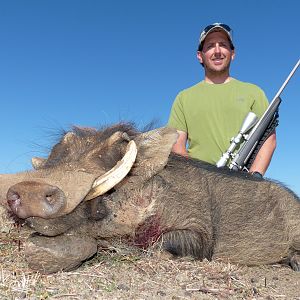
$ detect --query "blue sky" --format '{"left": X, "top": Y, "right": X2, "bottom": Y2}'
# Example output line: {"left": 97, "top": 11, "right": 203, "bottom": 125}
{"left": 0, "top": 0, "right": 299, "bottom": 195}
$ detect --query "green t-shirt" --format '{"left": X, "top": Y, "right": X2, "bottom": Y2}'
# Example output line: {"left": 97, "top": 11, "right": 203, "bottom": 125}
{"left": 168, "top": 79, "right": 269, "bottom": 164}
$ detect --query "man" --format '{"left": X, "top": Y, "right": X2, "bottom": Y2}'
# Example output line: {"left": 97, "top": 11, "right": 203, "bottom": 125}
{"left": 168, "top": 23, "right": 276, "bottom": 176}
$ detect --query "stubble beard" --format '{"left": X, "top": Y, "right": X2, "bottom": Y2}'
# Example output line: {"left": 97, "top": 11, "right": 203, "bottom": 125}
{"left": 204, "top": 59, "right": 231, "bottom": 77}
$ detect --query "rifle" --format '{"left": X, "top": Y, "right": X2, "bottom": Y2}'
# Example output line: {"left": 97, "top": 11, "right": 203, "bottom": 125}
{"left": 217, "top": 59, "right": 300, "bottom": 171}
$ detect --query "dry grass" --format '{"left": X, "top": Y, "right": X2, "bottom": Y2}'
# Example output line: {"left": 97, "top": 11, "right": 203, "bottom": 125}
{"left": 1, "top": 206, "right": 300, "bottom": 300}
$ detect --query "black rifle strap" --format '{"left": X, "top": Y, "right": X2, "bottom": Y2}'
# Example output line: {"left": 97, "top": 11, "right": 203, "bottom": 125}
{"left": 245, "top": 110, "right": 279, "bottom": 170}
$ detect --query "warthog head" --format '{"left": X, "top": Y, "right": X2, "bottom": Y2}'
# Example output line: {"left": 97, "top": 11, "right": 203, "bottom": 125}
{"left": 5, "top": 124, "right": 178, "bottom": 220}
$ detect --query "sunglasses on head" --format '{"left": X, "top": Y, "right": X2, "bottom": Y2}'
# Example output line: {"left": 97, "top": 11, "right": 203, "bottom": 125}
{"left": 202, "top": 23, "right": 232, "bottom": 35}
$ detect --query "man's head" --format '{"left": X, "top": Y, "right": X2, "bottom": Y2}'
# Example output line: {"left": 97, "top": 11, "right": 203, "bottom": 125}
{"left": 197, "top": 23, "right": 235, "bottom": 75}
{"left": 198, "top": 23, "right": 234, "bottom": 52}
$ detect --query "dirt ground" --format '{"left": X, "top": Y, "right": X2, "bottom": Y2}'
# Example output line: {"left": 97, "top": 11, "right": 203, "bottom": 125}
{"left": 0, "top": 207, "right": 299, "bottom": 300}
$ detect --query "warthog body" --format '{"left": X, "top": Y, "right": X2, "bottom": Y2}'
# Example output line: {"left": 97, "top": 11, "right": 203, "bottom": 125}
{"left": 2, "top": 124, "right": 300, "bottom": 273}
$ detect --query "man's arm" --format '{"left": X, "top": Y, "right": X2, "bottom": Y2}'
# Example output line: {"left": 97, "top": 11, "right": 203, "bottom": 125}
{"left": 171, "top": 130, "right": 189, "bottom": 157}
{"left": 249, "top": 132, "right": 277, "bottom": 175}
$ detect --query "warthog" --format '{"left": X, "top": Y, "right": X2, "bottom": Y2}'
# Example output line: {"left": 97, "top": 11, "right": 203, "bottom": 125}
{"left": 1, "top": 123, "right": 300, "bottom": 274}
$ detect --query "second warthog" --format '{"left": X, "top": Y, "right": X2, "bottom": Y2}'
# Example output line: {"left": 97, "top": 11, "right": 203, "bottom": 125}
{"left": 3, "top": 123, "right": 300, "bottom": 273}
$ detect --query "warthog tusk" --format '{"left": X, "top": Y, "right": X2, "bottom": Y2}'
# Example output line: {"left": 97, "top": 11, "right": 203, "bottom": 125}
{"left": 84, "top": 140, "right": 137, "bottom": 200}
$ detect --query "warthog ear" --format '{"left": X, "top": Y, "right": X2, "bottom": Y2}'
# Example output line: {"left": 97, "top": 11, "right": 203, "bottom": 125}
{"left": 31, "top": 157, "right": 47, "bottom": 170}
{"left": 126, "top": 127, "right": 178, "bottom": 185}
{"left": 106, "top": 131, "right": 131, "bottom": 146}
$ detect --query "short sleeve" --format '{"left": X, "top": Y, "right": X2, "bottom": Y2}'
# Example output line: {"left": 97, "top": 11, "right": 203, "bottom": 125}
{"left": 167, "top": 92, "right": 188, "bottom": 132}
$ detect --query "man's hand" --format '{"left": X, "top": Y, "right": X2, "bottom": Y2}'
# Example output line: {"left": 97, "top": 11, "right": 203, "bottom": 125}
{"left": 171, "top": 130, "right": 189, "bottom": 157}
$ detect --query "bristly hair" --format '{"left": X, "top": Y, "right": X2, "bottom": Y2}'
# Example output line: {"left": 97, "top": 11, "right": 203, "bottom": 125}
{"left": 68, "top": 120, "right": 159, "bottom": 142}
{"left": 169, "top": 154, "right": 300, "bottom": 194}
{"left": 46, "top": 123, "right": 140, "bottom": 166}
{"left": 169, "top": 153, "right": 264, "bottom": 182}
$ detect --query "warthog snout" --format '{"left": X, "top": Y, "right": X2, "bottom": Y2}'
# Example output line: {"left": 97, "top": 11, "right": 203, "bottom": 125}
{"left": 7, "top": 181, "right": 66, "bottom": 219}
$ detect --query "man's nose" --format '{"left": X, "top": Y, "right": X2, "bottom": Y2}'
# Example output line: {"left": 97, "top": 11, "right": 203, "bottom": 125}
{"left": 214, "top": 43, "right": 221, "bottom": 54}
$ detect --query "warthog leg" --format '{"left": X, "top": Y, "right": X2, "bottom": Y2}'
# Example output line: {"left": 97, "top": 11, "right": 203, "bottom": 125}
{"left": 24, "top": 233, "right": 98, "bottom": 274}
{"left": 156, "top": 229, "right": 213, "bottom": 260}
{"left": 289, "top": 232, "right": 300, "bottom": 271}
{"left": 279, "top": 252, "right": 300, "bottom": 272}
{"left": 289, "top": 253, "right": 300, "bottom": 271}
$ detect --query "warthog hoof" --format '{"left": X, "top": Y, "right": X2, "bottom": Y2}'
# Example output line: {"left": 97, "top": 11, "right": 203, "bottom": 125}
{"left": 290, "top": 254, "right": 300, "bottom": 271}
{"left": 24, "top": 234, "right": 98, "bottom": 274}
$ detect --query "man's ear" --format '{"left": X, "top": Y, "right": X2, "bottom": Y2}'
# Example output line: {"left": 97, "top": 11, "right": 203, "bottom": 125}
{"left": 231, "top": 49, "right": 235, "bottom": 61}
{"left": 197, "top": 51, "right": 204, "bottom": 64}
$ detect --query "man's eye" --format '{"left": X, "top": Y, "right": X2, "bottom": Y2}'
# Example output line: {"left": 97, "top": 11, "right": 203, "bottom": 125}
{"left": 220, "top": 43, "right": 230, "bottom": 48}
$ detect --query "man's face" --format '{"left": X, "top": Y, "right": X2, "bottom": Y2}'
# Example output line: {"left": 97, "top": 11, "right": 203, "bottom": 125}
{"left": 197, "top": 30, "right": 235, "bottom": 73}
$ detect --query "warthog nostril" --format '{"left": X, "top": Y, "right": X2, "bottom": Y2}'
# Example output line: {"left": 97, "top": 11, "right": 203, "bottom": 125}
{"left": 46, "top": 194, "right": 54, "bottom": 204}
{"left": 44, "top": 187, "right": 61, "bottom": 206}
{"left": 7, "top": 191, "right": 20, "bottom": 201}
{"left": 7, "top": 190, "right": 21, "bottom": 206}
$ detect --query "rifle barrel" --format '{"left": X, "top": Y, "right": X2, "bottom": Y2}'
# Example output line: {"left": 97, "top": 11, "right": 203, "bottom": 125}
{"left": 247, "top": 59, "right": 299, "bottom": 136}
{"left": 274, "top": 59, "right": 300, "bottom": 100}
